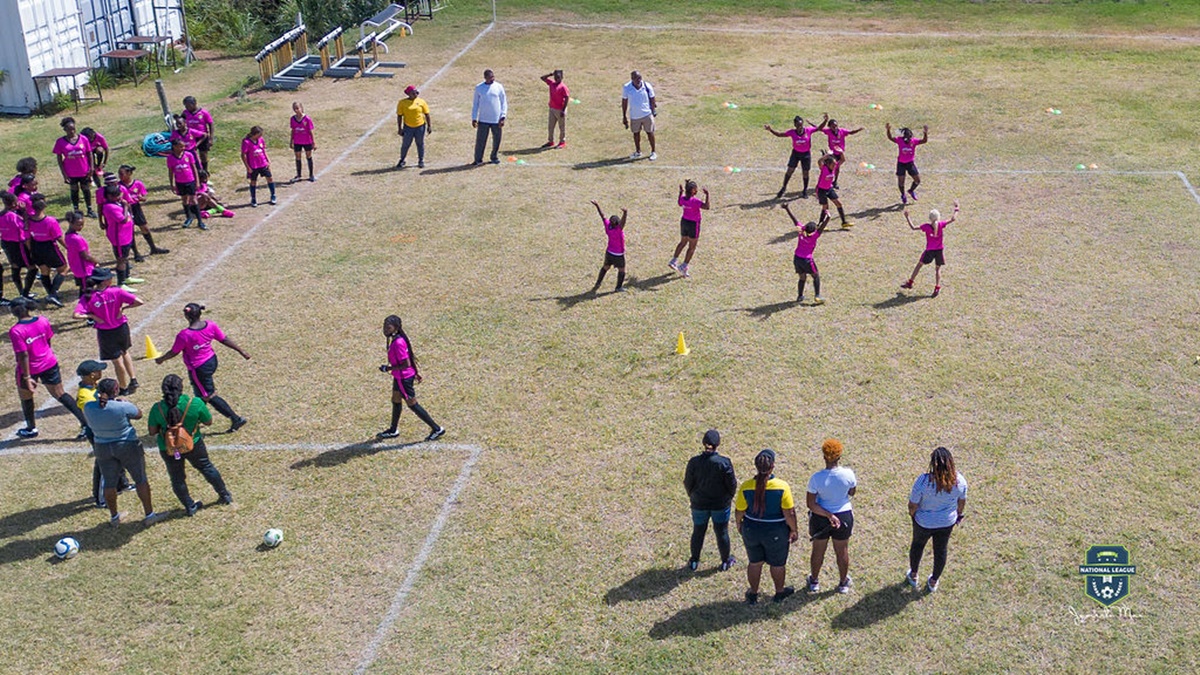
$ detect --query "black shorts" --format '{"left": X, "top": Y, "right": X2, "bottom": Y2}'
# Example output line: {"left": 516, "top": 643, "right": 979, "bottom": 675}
{"left": 19, "top": 364, "right": 63, "bottom": 388}
{"left": 604, "top": 252, "right": 626, "bottom": 268}
{"left": 67, "top": 175, "right": 91, "bottom": 189}
{"left": 111, "top": 243, "right": 132, "bottom": 261}
{"left": 292, "top": 143, "right": 313, "bottom": 152}
{"left": 741, "top": 521, "right": 791, "bottom": 567}
{"left": 176, "top": 180, "right": 197, "bottom": 197}
{"left": 788, "top": 149, "right": 812, "bottom": 170}
{"left": 680, "top": 217, "right": 699, "bottom": 239}
{"left": 921, "top": 249, "right": 945, "bottom": 266}
{"left": 247, "top": 167, "right": 272, "bottom": 181}
{"left": 2, "top": 240, "right": 29, "bottom": 267}
{"left": 896, "top": 161, "right": 919, "bottom": 177}
{"left": 392, "top": 376, "right": 416, "bottom": 400}
{"left": 97, "top": 323, "right": 132, "bottom": 361}
{"left": 95, "top": 439, "right": 147, "bottom": 486}
{"left": 188, "top": 355, "right": 218, "bottom": 398}
{"left": 197, "top": 137, "right": 212, "bottom": 152}
{"left": 793, "top": 255, "right": 818, "bottom": 276}
{"left": 830, "top": 151, "right": 844, "bottom": 162}
{"left": 131, "top": 203, "right": 147, "bottom": 227}
{"left": 29, "top": 240, "right": 65, "bottom": 268}
{"left": 816, "top": 187, "right": 838, "bottom": 205}
{"left": 809, "top": 510, "right": 854, "bottom": 541}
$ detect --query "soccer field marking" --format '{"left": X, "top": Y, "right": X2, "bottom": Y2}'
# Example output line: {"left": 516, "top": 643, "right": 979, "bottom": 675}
{"left": 501, "top": 19, "right": 1200, "bottom": 43}
{"left": 352, "top": 442, "right": 482, "bottom": 675}
{"left": 0, "top": 22, "right": 497, "bottom": 446}
{"left": 0, "top": 439, "right": 480, "bottom": 458}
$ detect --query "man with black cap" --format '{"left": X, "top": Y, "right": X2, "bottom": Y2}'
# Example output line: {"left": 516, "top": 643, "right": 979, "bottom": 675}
{"left": 77, "top": 359, "right": 133, "bottom": 506}
{"left": 7, "top": 296, "right": 90, "bottom": 439}
{"left": 396, "top": 84, "right": 432, "bottom": 169}
{"left": 683, "top": 428, "right": 738, "bottom": 571}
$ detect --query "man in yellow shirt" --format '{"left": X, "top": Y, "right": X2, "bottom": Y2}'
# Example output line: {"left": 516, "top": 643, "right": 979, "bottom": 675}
{"left": 396, "top": 85, "right": 432, "bottom": 169}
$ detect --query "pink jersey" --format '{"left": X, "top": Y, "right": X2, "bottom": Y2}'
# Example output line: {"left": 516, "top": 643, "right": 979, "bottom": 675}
{"left": 0, "top": 210, "right": 27, "bottom": 242}
{"left": 89, "top": 132, "right": 109, "bottom": 153}
{"left": 183, "top": 108, "right": 213, "bottom": 136}
{"left": 785, "top": 127, "right": 817, "bottom": 153}
{"left": 546, "top": 80, "right": 570, "bottom": 110}
{"left": 10, "top": 316, "right": 57, "bottom": 376}
{"left": 894, "top": 136, "right": 924, "bottom": 163}
{"left": 170, "top": 127, "right": 203, "bottom": 152}
{"left": 167, "top": 152, "right": 198, "bottom": 184}
{"left": 242, "top": 137, "right": 270, "bottom": 169}
{"left": 822, "top": 127, "right": 850, "bottom": 153}
{"left": 26, "top": 215, "right": 62, "bottom": 242}
{"left": 794, "top": 229, "right": 822, "bottom": 258}
{"left": 101, "top": 202, "right": 134, "bottom": 247}
{"left": 920, "top": 221, "right": 948, "bottom": 250}
{"left": 16, "top": 192, "right": 34, "bottom": 218}
{"left": 290, "top": 115, "right": 315, "bottom": 146}
{"left": 53, "top": 135, "right": 92, "bottom": 178}
{"left": 817, "top": 163, "right": 836, "bottom": 190}
{"left": 78, "top": 286, "right": 138, "bottom": 330}
{"left": 96, "top": 184, "right": 129, "bottom": 209}
{"left": 679, "top": 195, "right": 704, "bottom": 223}
{"left": 7, "top": 174, "right": 22, "bottom": 192}
{"left": 605, "top": 222, "right": 625, "bottom": 256}
{"left": 388, "top": 335, "right": 417, "bottom": 381}
{"left": 171, "top": 321, "right": 226, "bottom": 369}
{"left": 64, "top": 231, "right": 94, "bottom": 278}
{"left": 122, "top": 179, "right": 148, "bottom": 204}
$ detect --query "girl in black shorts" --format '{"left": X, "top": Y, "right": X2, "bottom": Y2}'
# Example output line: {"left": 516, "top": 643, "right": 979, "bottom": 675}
{"left": 23, "top": 194, "right": 69, "bottom": 307}
{"left": 0, "top": 191, "right": 37, "bottom": 302}
{"left": 590, "top": 200, "right": 628, "bottom": 292}
{"left": 378, "top": 315, "right": 445, "bottom": 442}
{"left": 53, "top": 117, "right": 96, "bottom": 217}
{"left": 669, "top": 180, "right": 710, "bottom": 279}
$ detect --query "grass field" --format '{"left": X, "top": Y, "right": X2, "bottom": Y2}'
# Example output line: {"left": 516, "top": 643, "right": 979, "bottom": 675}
{"left": 2, "top": 1, "right": 1199, "bottom": 672}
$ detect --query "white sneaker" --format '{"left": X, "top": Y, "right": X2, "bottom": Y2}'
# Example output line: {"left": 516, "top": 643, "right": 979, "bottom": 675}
{"left": 905, "top": 569, "right": 919, "bottom": 589}
{"left": 648, "top": 151, "right": 657, "bottom": 161}
{"left": 629, "top": 152, "right": 642, "bottom": 160}
{"left": 836, "top": 576, "right": 853, "bottom": 594}
{"left": 679, "top": 264, "right": 690, "bottom": 278}
{"left": 927, "top": 576, "right": 939, "bottom": 592}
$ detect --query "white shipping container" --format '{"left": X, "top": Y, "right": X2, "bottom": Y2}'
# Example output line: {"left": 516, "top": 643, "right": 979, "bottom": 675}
{"left": 0, "top": 0, "right": 90, "bottom": 115}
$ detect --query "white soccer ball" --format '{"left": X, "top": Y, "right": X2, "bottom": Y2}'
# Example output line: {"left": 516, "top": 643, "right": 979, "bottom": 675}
{"left": 54, "top": 537, "right": 80, "bottom": 559}
{"left": 263, "top": 528, "right": 284, "bottom": 548}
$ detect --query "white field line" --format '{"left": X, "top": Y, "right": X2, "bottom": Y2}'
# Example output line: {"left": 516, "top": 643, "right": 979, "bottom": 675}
{"left": 0, "top": 439, "right": 481, "bottom": 458}
{"left": 0, "top": 21, "right": 497, "bottom": 446}
{"left": 353, "top": 442, "right": 482, "bottom": 675}
{"left": 500, "top": 19, "right": 1200, "bottom": 43}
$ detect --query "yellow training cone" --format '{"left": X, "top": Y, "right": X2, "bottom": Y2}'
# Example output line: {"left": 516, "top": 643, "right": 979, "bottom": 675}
{"left": 675, "top": 332, "right": 690, "bottom": 356}
{"left": 144, "top": 336, "right": 162, "bottom": 360}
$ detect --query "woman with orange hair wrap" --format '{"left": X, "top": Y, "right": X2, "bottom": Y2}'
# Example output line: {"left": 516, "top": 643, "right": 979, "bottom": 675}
{"left": 805, "top": 438, "right": 857, "bottom": 594}
{"left": 734, "top": 449, "right": 798, "bottom": 604}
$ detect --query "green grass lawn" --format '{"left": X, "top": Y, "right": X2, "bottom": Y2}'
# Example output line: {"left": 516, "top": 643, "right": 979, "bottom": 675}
{"left": 2, "top": 2, "right": 1200, "bottom": 672}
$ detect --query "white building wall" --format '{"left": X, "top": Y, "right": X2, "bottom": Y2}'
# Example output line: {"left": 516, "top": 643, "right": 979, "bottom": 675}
{"left": 0, "top": 0, "right": 89, "bottom": 114}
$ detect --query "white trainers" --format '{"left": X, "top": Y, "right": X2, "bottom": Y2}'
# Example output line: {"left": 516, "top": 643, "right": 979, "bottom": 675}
{"left": 629, "top": 151, "right": 642, "bottom": 160}
{"left": 667, "top": 258, "right": 678, "bottom": 270}
{"left": 905, "top": 569, "right": 919, "bottom": 589}
{"left": 836, "top": 576, "right": 853, "bottom": 594}
{"left": 927, "top": 576, "right": 939, "bottom": 592}
{"left": 679, "top": 264, "right": 690, "bottom": 278}
{"left": 648, "top": 151, "right": 657, "bottom": 161}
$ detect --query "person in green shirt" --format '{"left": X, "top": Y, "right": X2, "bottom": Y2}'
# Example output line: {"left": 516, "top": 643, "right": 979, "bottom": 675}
{"left": 146, "top": 374, "right": 233, "bottom": 516}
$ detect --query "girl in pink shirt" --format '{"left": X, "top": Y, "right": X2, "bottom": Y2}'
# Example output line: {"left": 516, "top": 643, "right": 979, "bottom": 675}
{"left": 378, "top": 315, "right": 445, "bottom": 442}
{"left": 886, "top": 123, "right": 929, "bottom": 204}
{"left": 814, "top": 152, "right": 852, "bottom": 230}
{"left": 241, "top": 126, "right": 276, "bottom": 207}
{"left": 154, "top": 303, "right": 250, "bottom": 432}
{"left": 167, "top": 139, "right": 204, "bottom": 228}
{"left": 73, "top": 267, "right": 143, "bottom": 393}
{"left": 765, "top": 115, "right": 827, "bottom": 199}
{"left": 819, "top": 115, "right": 863, "bottom": 189}
{"left": 9, "top": 297, "right": 89, "bottom": 438}
{"left": 194, "top": 170, "right": 236, "bottom": 223}
{"left": 52, "top": 117, "right": 95, "bottom": 217}
{"left": 23, "top": 194, "right": 68, "bottom": 307}
{"left": 9, "top": 157, "right": 36, "bottom": 193}
{"left": 64, "top": 211, "right": 98, "bottom": 296}
{"left": 80, "top": 128, "right": 109, "bottom": 188}
{"left": 101, "top": 185, "right": 137, "bottom": 286}
{"left": 901, "top": 201, "right": 959, "bottom": 298}
{"left": 290, "top": 102, "right": 317, "bottom": 182}
{"left": 118, "top": 164, "right": 169, "bottom": 258}
{"left": 589, "top": 200, "right": 628, "bottom": 293}
{"left": 669, "top": 180, "right": 710, "bottom": 279}
{"left": 782, "top": 201, "right": 830, "bottom": 305}
{"left": 1, "top": 191, "right": 36, "bottom": 302}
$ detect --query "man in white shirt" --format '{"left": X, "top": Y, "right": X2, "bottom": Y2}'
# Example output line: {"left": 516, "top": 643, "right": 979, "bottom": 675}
{"left": 621, "top": 70, "right": 657, "bottom": 160}
{"left": 472, "top": 69, "right": 507, "bottom": 165}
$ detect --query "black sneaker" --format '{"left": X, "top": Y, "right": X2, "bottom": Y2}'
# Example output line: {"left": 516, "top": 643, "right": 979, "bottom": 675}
{"left": 775, "top": 188, "right": 785, "bottom": 199}
{"left": 720, "top": 556, "right": 736, "bottom": 571}
{"left": 151, "top": 247, "right": 170, "bottom": 254}
{"left": 425, "top": 427, "right": 446, "bottom": 442}
{"left": 229, "top": 417, "right": 248, "bottom": 432}
{"left": 119, "top": 483, "right": 136, "bottom": 493}
{"left": 377, "top": 429, "right": 400, "bottom": 439}
{"left": 396, "top": 161, "right": 406, "bottom": 169}
{"left": 76, "top": 426, "right": 90, "bottom": 441}
{"left": 218, "top": 493, "right": 234, "bottom": 505}
{"left": 773, "top": 586, "right": 796, "bottom": 603}
{"left": 45, "top": 295, "right": 63, "bottom": 308}
{"left": 125, "top": 379, "right": 139, "bottom": 395}
{"left": 186, "top": 501, "right": 203, "bottom": 516}
{"left": 86, "top": 210, "right": 98, "bottom": 219}
{"left": 688, "top": 559, "right": 699, "bottom": 572}
{"left": 134, "top": 254, "right": 146, "bottom": 263}
{"left": 744, "top": 591, "right": 759, "bottom": 605}
{"left": 16, "top": 427, "right": 38, "bottom": 438}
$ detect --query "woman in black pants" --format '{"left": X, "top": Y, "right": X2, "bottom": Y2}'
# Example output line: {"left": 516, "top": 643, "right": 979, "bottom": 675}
{"left": 906, "top": 446, "right": 968, "bottom": 592}
{"left": 683, "top": 429, "right": 737, "bottom": 571}
{"left": 146, "top": 374, "right": 233, "bottom": 515}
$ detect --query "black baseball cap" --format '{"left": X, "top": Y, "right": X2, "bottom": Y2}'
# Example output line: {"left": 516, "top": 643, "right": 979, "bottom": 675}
{"left": 76, "top": 360, "right": 108, "bottom": 376}
{"left": 89, "top": 268, "right": 114, "bottom": 282}
{"left": 703, "top": 429, "right": 720, "bottom": 448}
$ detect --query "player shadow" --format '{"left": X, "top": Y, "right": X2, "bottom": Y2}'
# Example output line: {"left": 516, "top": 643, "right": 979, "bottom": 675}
{"left": 352, "top": 166, "right": 402, "bottom": 177}
{"left": 0, "top": 405, "right": 74, "bottom": 432}
{"left": 728, "top": 196, "right": 784, "bottom": 211}
{"left": 626, "top": 273, "right": 676, "bottom": 292}
{"left": 0, "top": 517, "right": 142, "bottom": 566}
{"left": 50, "top": 318, "right": 92, "bottom": 334}
{"left": 768, "top": 230, "right": 798, "bottom": 245}
{"left": 0, "top": 498, "right": 93, "bottom": 539}
{"left": 649, "top": 592, "right": 827, "bottom": 639}
{"left": 528, "top": 288, "right": 608, "bottom": 310}
{"left": 847, "top": 203, "right": 905, "bottom": 222}
{"left": 511, "top": 146, "right": 551, "bottom": 156}
{"left": 871, "top": 293, "right": 924, "bottom": 310}
{"left": 289, "top": 438, "right": 421, "bottom": 470}
{"left": 571, "top": 157, "right": 634, "bottom": 170}
{"left": 831, "top": 582, "right": 925, "bottom": 630}
{"left": 722, "top": 299, "right": 799, "bottom": 321}
{"left": 420, "top": 163, "right": 482, "bottom": 176}
{"left": 605, "top": 565, "right": 719, "bottom": 605}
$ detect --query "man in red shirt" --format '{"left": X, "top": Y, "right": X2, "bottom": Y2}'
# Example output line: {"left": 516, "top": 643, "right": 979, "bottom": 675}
{"left": 540, "top": 70, "right": 570, "bottom": 149}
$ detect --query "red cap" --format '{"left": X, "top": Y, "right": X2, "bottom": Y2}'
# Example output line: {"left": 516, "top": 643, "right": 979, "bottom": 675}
{"left": 404, "top": 85, "right": 418, "bottom": 95}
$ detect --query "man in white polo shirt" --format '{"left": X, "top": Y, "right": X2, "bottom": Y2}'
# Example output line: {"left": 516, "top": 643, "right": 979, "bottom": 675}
{"left": 472, "top": 68, "right": 507, "bottom": 165}
{"left": 621, "top": 70, "right": 657, "bottom": 161}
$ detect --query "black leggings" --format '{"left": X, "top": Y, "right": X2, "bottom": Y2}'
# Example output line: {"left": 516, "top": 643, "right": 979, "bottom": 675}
{"left": 691, "top": 520, "right": 731, "bottom": 563}
{"left": 158, "top": 438, "right": 229, "bottom": 508}
{"left": 908, "top": 520, "right": 955, "bottom": 581}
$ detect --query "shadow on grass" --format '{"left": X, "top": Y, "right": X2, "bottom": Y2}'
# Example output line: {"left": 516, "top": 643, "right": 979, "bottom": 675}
{"left": 0, "top": 405, "right": 74, "bottom": 432}
{"left": 605, "top": 565, "right": 718, "bottom": 605}
{"left": 49, "top": 318, "right": 91, "bottom": 335}
{"left": 0, "top": 517, "right": 142, "bottom": 566}
{"left": 289, "top": 438, "right": 421, "bottom": 470}
{"left": 351, "top": 166, "right": 403, "bottom": 177}
{"left": 0, "top": 498, "right": 92, "bottom": 539}
{"left": 831, "top": 582, "right": 925, "bottom": 630}
{"left": 722, "top": 299, "right": 799, "bottom": 321}
{"left": 649, "top": 591, "right": 827, "bottom": 639}
{"left": 727, "top": 195, "right": 784, "bottom": 211}
{"left": 768, "top": 230, "right": 798, "bottom": 245}
{"left": 847, "top": 202, "right": 905, "bottom": 221}
{"left": 421, "top": 163, "right": 483, "bottom": 176}
{"left": 871, "top": 293, "right": 923, "bottom": 310}
{"left": 511, "top": 146, "right": 554, "bottom": 156}
{"left": 572, "top": 157, "right": 632, "bottom": 170}
{"left": 626, "top": 273, "right": 676, "bottom": 292}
